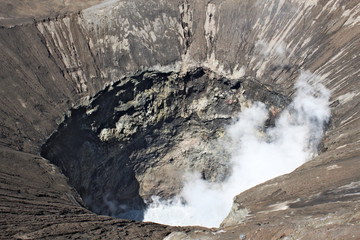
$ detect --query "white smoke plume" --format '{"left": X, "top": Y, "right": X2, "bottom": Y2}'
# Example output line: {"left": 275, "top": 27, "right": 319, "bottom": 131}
{"left": 255, "top": 40, "right": 288, "bottom": 60}
{"left": 143, "top": 71, "right": 330, "bottom": 227}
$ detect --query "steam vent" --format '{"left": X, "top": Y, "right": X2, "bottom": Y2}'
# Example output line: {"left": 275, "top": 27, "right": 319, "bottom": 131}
{"left": 1, "top": 0, "right": 360, "bottom": 239}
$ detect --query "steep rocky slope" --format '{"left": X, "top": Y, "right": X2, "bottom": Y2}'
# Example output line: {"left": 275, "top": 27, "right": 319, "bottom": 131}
{"left": 0, "top": 0, "right": 359, "bottom": 239}
{"left": 0, "top": 0, "right": 103, "bottom": 27}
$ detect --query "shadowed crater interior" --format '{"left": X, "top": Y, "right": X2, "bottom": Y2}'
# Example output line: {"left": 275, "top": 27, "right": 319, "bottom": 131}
{"left": 41, "top": 67, "right": 288, "bottom": 221}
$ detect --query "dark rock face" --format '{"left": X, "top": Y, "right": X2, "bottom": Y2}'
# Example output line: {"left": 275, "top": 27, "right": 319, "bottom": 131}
{"left": 41, "top": 68, "right": 287, "bottom": 220}
{"left": 1, "top": 0, "right": 360, "bottom": 239}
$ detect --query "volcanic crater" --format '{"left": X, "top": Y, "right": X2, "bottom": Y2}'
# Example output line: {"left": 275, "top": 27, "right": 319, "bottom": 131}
{"left": 1, "top": 0, "right": 360, "bottom": 239}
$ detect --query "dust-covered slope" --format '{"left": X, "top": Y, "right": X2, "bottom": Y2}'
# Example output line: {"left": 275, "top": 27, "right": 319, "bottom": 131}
{"left": 0, "top": 0, "right": 359, "bottom": 239}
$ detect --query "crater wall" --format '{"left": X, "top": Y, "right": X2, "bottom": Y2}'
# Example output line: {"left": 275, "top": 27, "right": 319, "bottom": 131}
{"left": 0, "top": 0, "right": 359, "bottom": 239}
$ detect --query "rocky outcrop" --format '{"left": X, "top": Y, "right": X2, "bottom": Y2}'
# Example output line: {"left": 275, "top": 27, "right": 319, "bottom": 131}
{"left": 0, "top": 0, "right": 360, "bottom": 239}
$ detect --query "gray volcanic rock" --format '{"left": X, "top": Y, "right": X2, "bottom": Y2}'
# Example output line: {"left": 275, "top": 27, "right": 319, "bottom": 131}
{"left": 0, "top": 0, "right": 103, "bottom": 27}
{"left": 0, "top": 0, "right": 360, "bottom": 239}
